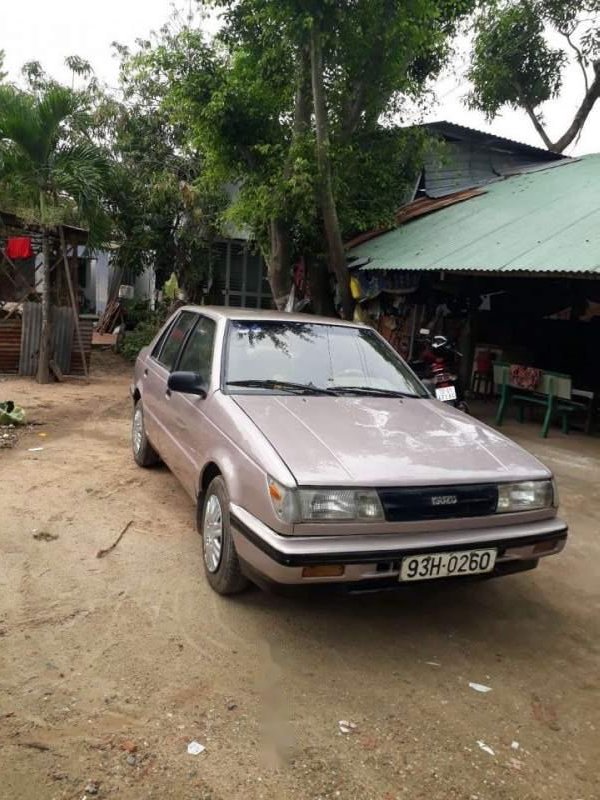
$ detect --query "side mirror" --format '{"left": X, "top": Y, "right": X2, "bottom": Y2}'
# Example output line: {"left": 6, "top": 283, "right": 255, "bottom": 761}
{"left": 167, "top": 371, "right": 207, "bottom": 397}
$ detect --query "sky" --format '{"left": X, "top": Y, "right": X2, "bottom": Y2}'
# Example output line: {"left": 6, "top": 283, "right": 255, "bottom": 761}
{"left": 1, "top": 0, "right": 599, "bottom": 156}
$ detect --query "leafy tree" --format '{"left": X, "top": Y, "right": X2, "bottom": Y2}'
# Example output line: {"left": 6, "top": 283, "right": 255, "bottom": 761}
{"left": 140, "top": 1, "right": 474, "bottom": 315}
{"left": 0, "top": 50, "right": 7, "bottom": 83}
{"left": 102, "top": 29, "right": 227, "bottom": 301}
{"left": 469, "top": 1, "right": 600, "bottom": 152}
{"left": 0, "top": 72, "right": 111, "bottom": 382}
{"left": 217, "top": 0, "right": 475, "bottom": 315}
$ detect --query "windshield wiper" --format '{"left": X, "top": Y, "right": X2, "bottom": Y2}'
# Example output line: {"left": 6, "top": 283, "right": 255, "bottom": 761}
{"left": 331, "top": 385, "right": 422, "bottom": 398}
{"left": 226, "top": 379, "right": 338, "bottom": 396}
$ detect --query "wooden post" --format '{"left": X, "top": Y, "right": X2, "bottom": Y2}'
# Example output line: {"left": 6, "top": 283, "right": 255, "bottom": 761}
{"left": 59, "top": 226, "right": 88, "bottom": 379}
{"left": 37, "top": 230, "right": 52, "bottom": 384}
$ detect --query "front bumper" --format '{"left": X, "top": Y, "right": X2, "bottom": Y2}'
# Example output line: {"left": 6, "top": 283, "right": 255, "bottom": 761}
{"left": 230, "top": 504, "right": 568, "bottom": 589}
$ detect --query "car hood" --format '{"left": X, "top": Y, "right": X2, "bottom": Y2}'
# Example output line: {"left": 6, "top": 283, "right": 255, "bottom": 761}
{"left": 234, "top": 395, "right": 551, "bottom": 486}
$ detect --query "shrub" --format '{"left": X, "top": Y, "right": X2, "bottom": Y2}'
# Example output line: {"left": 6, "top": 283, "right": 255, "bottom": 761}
{"left": 121, "top": 319, "right": 162, "bottom": 362}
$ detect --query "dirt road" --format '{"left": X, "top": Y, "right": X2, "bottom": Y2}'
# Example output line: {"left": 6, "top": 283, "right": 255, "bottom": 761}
{"left": 1, "top": 353, "right": 599, "bottom": 800}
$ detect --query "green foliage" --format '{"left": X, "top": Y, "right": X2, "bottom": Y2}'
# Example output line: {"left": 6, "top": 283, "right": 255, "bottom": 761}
{"left": 469, "top": 1, "right": 600, "bottom": 133}
{"left": 541, "top": 0, "right": 600, "bottom": 61}
{"left": 120, "top": 298, "right": 154, "bottom": 330}
{"left": 100, "top": 27, "right": 228, "bottom": 295}
{"left": 121, "top": 318, "right": 163, "bottom": 362}
{"left": 0, "top": 50, "right": 7, "bottom": 83}
{"left": 120, "top": 299, "right": 172, "bottom": 361}
{"left": 468, "top": 3, "right": 565, "bottom": 116}
{"left": 333, "top": 128, "right": 430, "bottom": 237}
{"left": 134, "top": 0, "right": 475, "bottom": 269}
{"left": 0, "top": 3, "right": 483, "bottom": 308}
{"left": 0, "top": 80, "right": 112, "bottom": 245}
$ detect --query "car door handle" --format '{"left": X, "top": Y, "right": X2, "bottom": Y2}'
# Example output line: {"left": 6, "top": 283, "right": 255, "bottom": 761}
{"left": 143, "top": 368, "right": 148, "bottom": 377}
{"left": 165, "top": 389, "right": 172, "bottom": 398}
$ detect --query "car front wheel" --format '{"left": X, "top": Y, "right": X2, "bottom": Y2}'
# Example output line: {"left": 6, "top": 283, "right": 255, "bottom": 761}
{"left": 199, "top": 476, "right": 248, "bottom": 595}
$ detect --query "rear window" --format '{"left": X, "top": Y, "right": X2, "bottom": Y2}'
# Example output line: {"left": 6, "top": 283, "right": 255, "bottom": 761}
{"left": 153, "top": 312, "right": 197, "bottom": 371}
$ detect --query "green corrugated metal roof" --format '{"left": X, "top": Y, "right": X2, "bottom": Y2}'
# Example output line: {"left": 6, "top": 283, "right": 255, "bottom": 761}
{"left": 349, "top": 154, "right": 600, "bottom": 275}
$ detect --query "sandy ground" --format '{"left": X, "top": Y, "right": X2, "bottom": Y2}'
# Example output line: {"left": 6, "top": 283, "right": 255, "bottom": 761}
{"left": 1, "top": 352, "right": 599, "bottom": 800}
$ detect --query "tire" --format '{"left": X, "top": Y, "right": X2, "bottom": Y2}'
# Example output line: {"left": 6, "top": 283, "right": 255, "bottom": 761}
{"left": 198, "top": 476, "right": 248, "bottom": 595}
{"left": 132, "top": 400, "right": 160, "bottom": 467}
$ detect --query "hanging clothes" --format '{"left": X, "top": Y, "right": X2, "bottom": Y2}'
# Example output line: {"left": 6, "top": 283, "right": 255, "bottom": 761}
{"left": 510, "top": 364, "right": 542, "bottom": 392}
{"left": 6, "top": 237, "right": 34, "bottom": 260}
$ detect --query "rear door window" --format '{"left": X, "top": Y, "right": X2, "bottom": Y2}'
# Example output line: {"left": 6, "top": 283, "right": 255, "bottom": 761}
{"left": 154, "top": 311, "right": 197, "bottom": 370}
{"left": 177, "top": 317, "right": 217, "bottom": 379}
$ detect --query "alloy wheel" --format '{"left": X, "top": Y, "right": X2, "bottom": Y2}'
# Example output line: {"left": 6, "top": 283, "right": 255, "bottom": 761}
{"left": 132, "top": 406, "right": 144, "bottom": 454}
{"left": 203, "top": 494, "right": 223, "bottom": 573}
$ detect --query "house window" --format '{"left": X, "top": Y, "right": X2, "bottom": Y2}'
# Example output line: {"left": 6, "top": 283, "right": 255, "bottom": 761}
{"left": 213, "top": 241, "right": 273, "bottom": 309}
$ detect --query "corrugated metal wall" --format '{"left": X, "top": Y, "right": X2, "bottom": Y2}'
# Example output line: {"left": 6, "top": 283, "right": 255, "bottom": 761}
{"left": 20, "top": 303, "right": 75, "bottom": 376}
{"left": 424, "top": 142, "right": 548, "bottom": 198}
{"left": 11, "top": 303, "right": 90, "bottom": 376}
{"left": 53, "top": 307, "right": 75, "bottom": 374}
{"left": 19, "top": 302, "right": 41, "bottom": 375}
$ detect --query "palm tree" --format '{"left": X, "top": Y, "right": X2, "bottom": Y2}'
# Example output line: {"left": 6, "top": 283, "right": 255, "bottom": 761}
{"left": 0, "top": 82, "right": 110, "bottom": 382}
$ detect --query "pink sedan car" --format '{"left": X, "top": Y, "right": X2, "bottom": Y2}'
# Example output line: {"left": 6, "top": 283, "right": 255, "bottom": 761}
{"left": 131, "top": 307, "right": 567, "bottom": 595}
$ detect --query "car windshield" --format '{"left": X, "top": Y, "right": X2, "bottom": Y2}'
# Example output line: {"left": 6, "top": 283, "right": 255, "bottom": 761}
{"left": 224, "top": 320, "right": 428, "bottom": 397}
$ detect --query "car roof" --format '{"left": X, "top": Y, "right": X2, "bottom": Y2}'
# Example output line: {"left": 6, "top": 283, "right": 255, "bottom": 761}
{"left": 178, "top": 305, "right": 365, "bottom": 328}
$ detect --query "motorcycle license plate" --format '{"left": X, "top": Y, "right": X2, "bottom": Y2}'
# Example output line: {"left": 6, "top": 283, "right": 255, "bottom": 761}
{"left": 435, "top": 385, "right": 457, "bottom": 401}
{"left": 399, "top": 549, "right": 497, "bottom": 582}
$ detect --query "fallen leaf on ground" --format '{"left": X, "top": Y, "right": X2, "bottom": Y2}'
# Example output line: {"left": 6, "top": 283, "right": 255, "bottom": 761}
{"left": 33, "top": 531, "right": 59, "bottom": 542}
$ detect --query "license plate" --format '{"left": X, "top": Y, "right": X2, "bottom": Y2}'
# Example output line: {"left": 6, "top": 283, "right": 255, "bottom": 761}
{"left": 399, "top": 549, "right": 497, "bottom": 582}
{"left": 435, "top": 385, "right": 457, "bottom": 401}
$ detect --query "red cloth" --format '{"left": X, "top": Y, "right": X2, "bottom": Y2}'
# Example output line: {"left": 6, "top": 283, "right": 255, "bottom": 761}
{"left": 6, "top": 237, "right": 34, "bottom": 260}
{"left": 510, "top": 364, "right": 541, "bottom": 391}
{"left": 476, "top": 350, "right": 493, "bottom": 373}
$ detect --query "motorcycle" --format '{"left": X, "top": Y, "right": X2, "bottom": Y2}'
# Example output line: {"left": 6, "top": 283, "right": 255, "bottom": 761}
{"left": 409, "top": 329, "right": 469, "bottom": 412}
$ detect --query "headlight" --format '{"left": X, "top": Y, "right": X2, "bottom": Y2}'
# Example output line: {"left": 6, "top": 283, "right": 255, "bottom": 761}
{"left": 267, "top": 478, "right": 384, "bottom": 522}
{"left": 299, "top": 488, "right": 384, "bottom": 520}
{"left": 497, "top": 480, "right": 554, "bottom": 513}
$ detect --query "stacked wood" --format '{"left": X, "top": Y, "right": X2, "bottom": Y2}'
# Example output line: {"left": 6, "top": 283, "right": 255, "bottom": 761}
{"left": 96, "top": 299, "right": 123, "bottom": 334}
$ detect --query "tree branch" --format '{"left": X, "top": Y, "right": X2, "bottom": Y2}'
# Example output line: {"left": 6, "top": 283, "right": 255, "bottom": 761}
{"left": 522, "top": 102, "right": 553, "bottom": 149}
{"left": 292, "top": 45, "right": 312, "bottom": 142}
{"left": 561, "top": 30, "right": 589, "bottom": 93}
{"left": 340, "top": 0, "right": 395, "bottom": 140}
{"left": 552, "top": 61, "right": 600, "bottom": 152}
{"left": 341, "top": 80, "right": 368, "bottom": 140}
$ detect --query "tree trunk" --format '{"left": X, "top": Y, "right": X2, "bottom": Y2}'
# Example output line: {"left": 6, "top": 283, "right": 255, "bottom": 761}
{"left": 309, "top": 22, "right": 353, "bottom": 320}
{"left": 37, "top": 229, "right": 52, "bottom": 384}
{"left": 522, "top": 62, "right": 600, "bottom": 153}
{"left": 266, "top": 218, "right": 292, "bottom": 310}
{"left": 307, "top": 255, "right": 335, "bottom": 316}
{"left": 552, "top": 62, "right": 600, "bottom": 152}
{"left": 265, "top": 46, "right": 311, "bottom": 311}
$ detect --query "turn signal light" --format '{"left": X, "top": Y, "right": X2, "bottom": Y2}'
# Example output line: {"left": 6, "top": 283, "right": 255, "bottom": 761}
{"left": 268, "top": 482, "right": 283, "bottom": 501}
{"left": 532, "top": 540, "right": 557, "bottom": 555}
{"left": 301, "top": 564, "right": 345, "bottom": 578}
